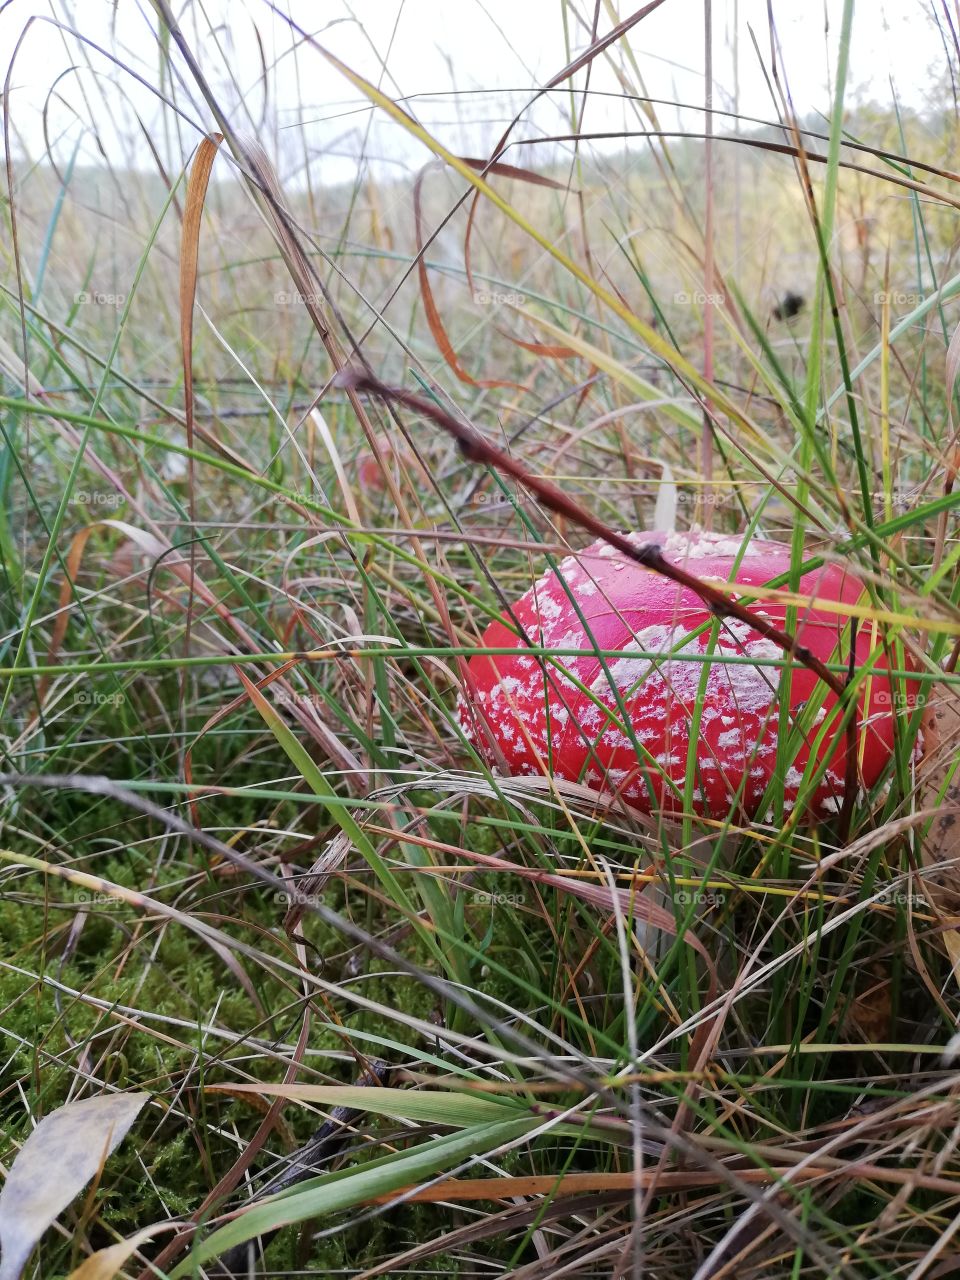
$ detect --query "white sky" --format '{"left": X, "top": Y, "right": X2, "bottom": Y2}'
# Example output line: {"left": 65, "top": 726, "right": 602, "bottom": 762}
{"left": 0, "top": 1, "right": 950, "bottom": 185}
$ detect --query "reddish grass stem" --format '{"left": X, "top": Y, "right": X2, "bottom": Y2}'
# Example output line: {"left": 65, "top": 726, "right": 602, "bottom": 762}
{"left": 333, "top": 369, "right": 847, "bottom": 704}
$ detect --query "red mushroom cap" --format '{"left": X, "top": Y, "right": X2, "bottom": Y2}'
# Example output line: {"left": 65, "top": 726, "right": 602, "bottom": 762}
{"left": 355, "top": 434, "right": 428, "bottom": 492}
{"left": 357, "top": 451, "right": 388, "bottom": 490}
{"left": 459, "top": 529, "right": 915, "bottom": 819}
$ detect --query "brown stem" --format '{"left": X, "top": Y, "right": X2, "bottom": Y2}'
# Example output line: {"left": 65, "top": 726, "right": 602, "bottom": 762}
{"left": 335, "top": 368, "right": 847, "bottom": 701}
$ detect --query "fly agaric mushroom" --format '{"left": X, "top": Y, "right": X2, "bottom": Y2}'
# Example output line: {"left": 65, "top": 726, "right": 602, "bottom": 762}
{"left": 460, "top": 528, "right": 917, "bottom": 820}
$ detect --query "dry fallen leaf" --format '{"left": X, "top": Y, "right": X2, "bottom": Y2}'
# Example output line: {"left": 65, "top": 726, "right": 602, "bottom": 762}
{"left": 65, "top": 1223, "right": 172, "bottom": 1280}
{"left": 0, "top": 1092, "right": 148, "bottom": 1280}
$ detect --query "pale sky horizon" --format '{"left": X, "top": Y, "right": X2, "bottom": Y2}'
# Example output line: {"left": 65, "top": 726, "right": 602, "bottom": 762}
{"left": 0, "top": 1, "right": 951, "bottom": 186}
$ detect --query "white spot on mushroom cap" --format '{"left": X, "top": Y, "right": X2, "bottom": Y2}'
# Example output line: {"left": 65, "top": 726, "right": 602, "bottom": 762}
{"left": 652, "top": 528, "right": 765, "bottom": 561}
{"left": 536, "top": 594, "right": 563, "bottom": 622}
{"left": 580, "top": 703, "right": 601, "bottom": 730}
{"left": 590, "top": 655, "right": 652, "bottom": 694}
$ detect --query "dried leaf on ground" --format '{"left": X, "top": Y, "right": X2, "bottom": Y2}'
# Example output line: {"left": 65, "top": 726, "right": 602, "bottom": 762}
{"left": 0, "top": 1093, "right": 148, "bottom": 1280}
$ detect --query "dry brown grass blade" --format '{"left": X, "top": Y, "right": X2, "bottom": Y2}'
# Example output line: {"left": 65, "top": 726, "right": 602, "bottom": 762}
{"left": 33, "top": 525, "right": 96, "bottom": 713}
{"left": 408, "top": 146, "right": 592, "bottom": 383}
{"left": 369, "top": 1156, "right": 960, "bottom": 1203}
{"left": 179, "top": 132, "right": 222, "bottom": 458}
{"left": 363, "top": 1169, "right": 810, "bottom": 1203}
{"left": 498, "top": 330, "right": 578, "bottom": 359}
{"left": 413, "top": 161, "right": 524, "bottom": 390}
{"left": 545, "top": 1, "right": 671, "bottom": 88}
{"left": 459, "top": 156, "right": 569, "bottom": 190}
{"left": 508, "top": 127, "right": 960, "bottom": 213}
{"left": 178, "top": 132, "right": 222, "bottom": 738}
{"left": 66, "top": 1223, "right": 176, "bottom": 1280}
